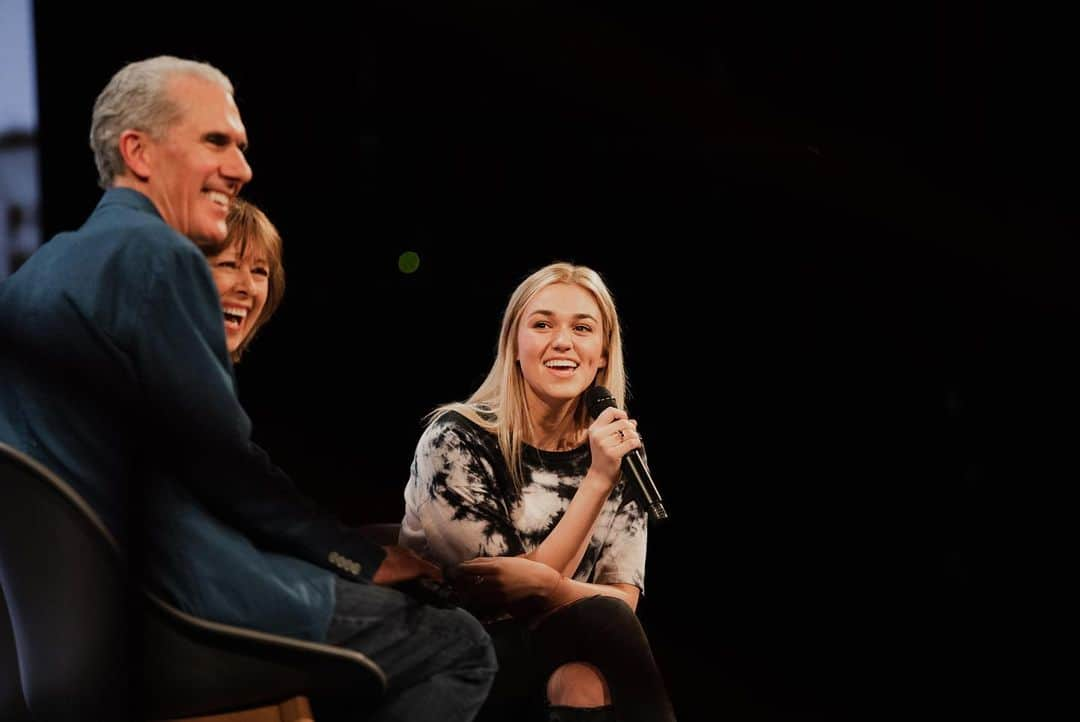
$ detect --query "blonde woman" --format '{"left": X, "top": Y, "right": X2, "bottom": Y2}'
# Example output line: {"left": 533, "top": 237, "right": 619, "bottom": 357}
{"left": 401, "top": 262, "right": 675, "bottom": 722}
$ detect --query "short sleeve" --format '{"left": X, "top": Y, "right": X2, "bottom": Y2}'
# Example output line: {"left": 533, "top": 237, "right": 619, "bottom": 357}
{"left": 400, "top": 415, "right": 523, "bottom": 567}
{"left": 590, "top": 494, "right": 648, "bottom": 592}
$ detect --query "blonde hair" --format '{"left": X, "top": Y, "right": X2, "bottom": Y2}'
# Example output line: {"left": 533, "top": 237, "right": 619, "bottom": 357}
{"left": 433, "top": 262, "right": 627, "bottom": 490}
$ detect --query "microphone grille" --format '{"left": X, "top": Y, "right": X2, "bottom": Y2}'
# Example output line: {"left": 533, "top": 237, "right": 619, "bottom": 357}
{"left": 585, "top": 385, "right": 617, "bottom": 419}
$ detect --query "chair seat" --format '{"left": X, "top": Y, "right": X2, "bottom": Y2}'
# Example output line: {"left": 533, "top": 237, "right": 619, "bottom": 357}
{"left": 140, "top": 589, "right": 385, "bottom": 720}
{"left": 0, "top": 442, "right": 385, "bottom": 722}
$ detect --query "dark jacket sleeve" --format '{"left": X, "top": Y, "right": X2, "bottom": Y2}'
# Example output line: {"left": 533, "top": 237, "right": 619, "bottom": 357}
{"left": 128, "top": 235, "right": 385, "bottom": 582}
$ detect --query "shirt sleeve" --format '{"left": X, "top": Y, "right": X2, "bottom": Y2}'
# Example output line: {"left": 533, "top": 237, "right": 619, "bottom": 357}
{"left": 400, "top": 416, "right": 523, "bottom": 568}
{"left": 129, "top": 236, "right": 385, "bottom": 583}
{"left": 590, "top": 492, "right": 648, "bottom": 592}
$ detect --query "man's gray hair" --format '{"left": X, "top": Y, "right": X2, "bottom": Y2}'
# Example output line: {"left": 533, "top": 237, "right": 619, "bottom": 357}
{"left": 89, "top": 56, "right": 233, "bottom": 188}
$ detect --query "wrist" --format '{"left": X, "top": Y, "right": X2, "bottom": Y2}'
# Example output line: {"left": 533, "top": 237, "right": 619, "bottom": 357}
{"left": 582, "top": 469, "right": 617, "bottom": 494}
{"left": 541, "top": 568, "right": 565, "bottom": 600}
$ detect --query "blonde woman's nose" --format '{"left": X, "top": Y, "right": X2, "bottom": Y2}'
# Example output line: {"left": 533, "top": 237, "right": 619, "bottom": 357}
{"left": 552, "top": 327, "right": 573, "bottom": 349}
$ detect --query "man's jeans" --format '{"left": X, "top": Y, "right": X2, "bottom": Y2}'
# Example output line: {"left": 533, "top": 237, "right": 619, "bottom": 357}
{"left": 325, "top": 578, "right": 497, "bottom": 722}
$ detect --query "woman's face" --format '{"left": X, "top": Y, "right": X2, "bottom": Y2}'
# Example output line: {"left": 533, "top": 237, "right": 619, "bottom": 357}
{"left": 207, "top": 242, "right": 269, "bottom": 355}
{"left": 516, "top": 282, "right": 607, "bottom": 412}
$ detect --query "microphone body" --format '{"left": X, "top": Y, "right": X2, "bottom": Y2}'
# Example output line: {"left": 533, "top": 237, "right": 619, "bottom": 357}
{"left": 585, "top": 386, "right": 669, "bottom": 521}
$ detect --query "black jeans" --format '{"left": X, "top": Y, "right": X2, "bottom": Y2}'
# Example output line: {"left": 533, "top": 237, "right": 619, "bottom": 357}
{"left": 476, "top": 596, "right": 676, "bottom": 722}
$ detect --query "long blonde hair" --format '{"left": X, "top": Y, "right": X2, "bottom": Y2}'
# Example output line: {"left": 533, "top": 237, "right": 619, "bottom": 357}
{"left": 432, "top": 262, "right": 627, "bottom": 490}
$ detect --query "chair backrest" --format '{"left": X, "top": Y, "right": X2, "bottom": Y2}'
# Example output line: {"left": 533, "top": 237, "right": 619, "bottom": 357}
{"left": 0, "top": 442, "right": 386, "bottom": 721}
{"left": 1, "top": 590, "right": 29, "bottom": 722}
{"left": 0, "top": 442, "right": 131, "bottom": 720}
{"left": 356, "top": 523, "right": 402, "bottom": 547}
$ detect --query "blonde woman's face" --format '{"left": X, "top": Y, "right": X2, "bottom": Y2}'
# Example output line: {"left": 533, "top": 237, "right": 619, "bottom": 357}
{"left": 208, "top": 243, "right": 269, "bottom": 355}
{"left": 516, "top": 283, "right": 607, "bottom": 411}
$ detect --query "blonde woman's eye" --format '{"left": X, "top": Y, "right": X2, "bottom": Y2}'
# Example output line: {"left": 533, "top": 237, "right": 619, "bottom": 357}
{"left": 253, "top": 267, "right": 269, "bottom": 277}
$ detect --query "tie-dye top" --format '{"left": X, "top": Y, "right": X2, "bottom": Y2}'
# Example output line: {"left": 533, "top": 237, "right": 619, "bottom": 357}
{"left": 400, "top": 411, "right": 647, "bottom": 591}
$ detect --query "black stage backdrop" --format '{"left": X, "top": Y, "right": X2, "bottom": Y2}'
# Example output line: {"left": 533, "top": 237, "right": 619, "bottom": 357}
{"left": 33, "top": 3, "right": 1072, "bottom": 719}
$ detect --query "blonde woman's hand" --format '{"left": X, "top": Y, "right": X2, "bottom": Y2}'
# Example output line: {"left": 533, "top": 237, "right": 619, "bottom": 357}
{"left": 452, "top": 556, "right": 562, "bottom": 616}
{"left": 587, "top": 405, "right": 642, "bottom": 489}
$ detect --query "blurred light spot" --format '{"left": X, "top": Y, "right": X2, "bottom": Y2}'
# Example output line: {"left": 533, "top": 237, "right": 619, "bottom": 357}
{"left": 398, "top": 251, "right": 420, "bottom": 274}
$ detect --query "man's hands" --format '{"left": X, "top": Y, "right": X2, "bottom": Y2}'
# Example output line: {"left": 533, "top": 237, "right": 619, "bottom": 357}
{"left": 372, "top": 544, "right": 443, "bottom": 586}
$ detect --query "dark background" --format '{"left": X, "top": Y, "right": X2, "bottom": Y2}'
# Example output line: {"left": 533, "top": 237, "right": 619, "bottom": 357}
{"left": 33, "top": 2, "right": 1071, "bottom": 719}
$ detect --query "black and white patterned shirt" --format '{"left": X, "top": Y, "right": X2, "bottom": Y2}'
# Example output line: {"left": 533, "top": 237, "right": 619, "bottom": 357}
{"left": 400, "top": 411, "right": 647, "bottom": 591}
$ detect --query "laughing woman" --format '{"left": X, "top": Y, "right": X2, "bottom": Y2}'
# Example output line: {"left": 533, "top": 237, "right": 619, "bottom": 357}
{"left": 205, "top": 198, "right": 284, "bottom": 363}
{"left": 400, "top": 262, "right": 676, "bottom": 722}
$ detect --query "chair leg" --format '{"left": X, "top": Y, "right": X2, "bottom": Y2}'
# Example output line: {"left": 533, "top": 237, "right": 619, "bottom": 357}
{"left": 278, "top": 696, "right": 314, "bottom": 722}
{"left": 163, "top": 695, "right": 314, "bottom": 722}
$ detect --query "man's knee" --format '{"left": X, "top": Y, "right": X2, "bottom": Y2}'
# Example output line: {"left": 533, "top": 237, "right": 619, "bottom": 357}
{"left": 443, "top": 607, "right": 497, "bottom": 670}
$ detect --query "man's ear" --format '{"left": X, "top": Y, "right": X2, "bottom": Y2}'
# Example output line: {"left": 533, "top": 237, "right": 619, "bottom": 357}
{"left": 118, "top": 129, "right": 152, "bottom": 181}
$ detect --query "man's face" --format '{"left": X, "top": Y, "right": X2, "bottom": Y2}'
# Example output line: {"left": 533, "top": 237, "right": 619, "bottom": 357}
{"left": 143, "top": 74, "right": 252, "bottom": 244}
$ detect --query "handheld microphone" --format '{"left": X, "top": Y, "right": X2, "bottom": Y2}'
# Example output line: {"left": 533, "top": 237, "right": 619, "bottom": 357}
{"left": 585, "top": 386, "right": 669, "bottom": 521}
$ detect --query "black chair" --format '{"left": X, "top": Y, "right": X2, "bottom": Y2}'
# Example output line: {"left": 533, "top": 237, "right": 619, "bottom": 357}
{"left": 0, "top": 441, "right": 386, "bottom": 721}
{"left": 1, "top": 589, "right": 29, "bottom": 722}
{"left": 355, "top": 523, "right": 402, "bottom": 547}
